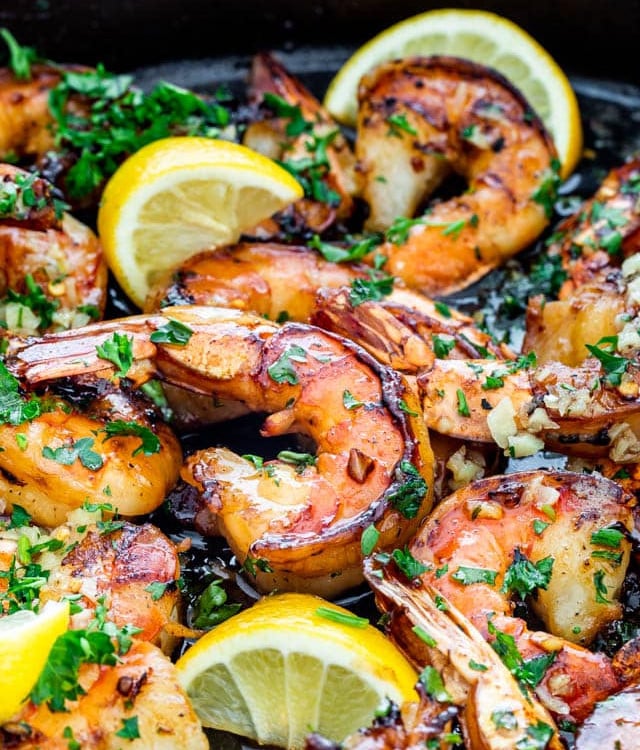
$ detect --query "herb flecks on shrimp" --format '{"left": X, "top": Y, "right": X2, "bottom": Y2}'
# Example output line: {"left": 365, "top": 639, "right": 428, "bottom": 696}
{"left": 356, "top": 56, "right": 557, "bottom": 295}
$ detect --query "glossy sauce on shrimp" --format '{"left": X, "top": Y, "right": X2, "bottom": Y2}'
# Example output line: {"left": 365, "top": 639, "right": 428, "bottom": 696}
{"left": 357, "top": 56, "right": 556, "bottom": 295}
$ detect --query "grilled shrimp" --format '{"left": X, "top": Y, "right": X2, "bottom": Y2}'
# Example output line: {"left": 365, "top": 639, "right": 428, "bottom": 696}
{"left": 525, "top": 160, "right": 640, "bottom": 365}
{"left": 0, "top": 65, "right": 64, "bottom": 163}
{"left": 3, "top": 640, "right": 208, "bottom": 749}
{"left": 146, "top": 242, "right": 505, "bottom": 376}
{"left": 418, "top": 351, "right": 640, "bottom": 461}
{"left": 0, "top": 511, "right": 181, "bottom": 650}
{"left": 356, "top": 56, "right": 556, "bottom": 295}
{"left": 363, "top": 556, "right": 562, "bottom": 750}
{"left": 0, "top": 166, "right": 107, "bottom": 333}
{"left": 7, "top": 305, "right": 435, "bottom": 596}
{"left": 408, "top": 470, "right": 636, "bottom": 721}
{"left": 244, "top": 52, "right": 357, "bottom": 236}
{"left": 0, "top": 379, "right": 181, "bottom": 527}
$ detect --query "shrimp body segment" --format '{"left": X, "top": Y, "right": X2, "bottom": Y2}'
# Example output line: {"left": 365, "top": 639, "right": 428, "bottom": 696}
{"left": 8, "top": 306, "right": 435, "bottom": 595}
{"left": 0, "top": 385, "right": 182, "bottom": 527}
{"left": 357, "top": 56, "right": 556, "bottom": 295}
{"left": 0, "top": 66, "right": 61, "bottom": 163}
{"left": 0, "top": 166, "right": 107, "bottom": 333}
{"left": 6, "top": 640, "right": 208, "bottom": 750}
{"left": 525, "top": 160, "right": 640, "bottom": 366}
{"left": 409, "top": 471, "right": 634, "bottom": 721}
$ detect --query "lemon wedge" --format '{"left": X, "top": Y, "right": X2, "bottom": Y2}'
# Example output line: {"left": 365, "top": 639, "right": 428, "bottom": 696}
{"left": 324, "top": 8, "right": 582, "bottom": 177}
{"left": 0, "top": 600, "right": 70, "bottom": 723}
{"left": 176, "top": 593, "right": 417, "bottom": 748}
{"left": 98, "top": 137, "right": 303, "bottom": 308}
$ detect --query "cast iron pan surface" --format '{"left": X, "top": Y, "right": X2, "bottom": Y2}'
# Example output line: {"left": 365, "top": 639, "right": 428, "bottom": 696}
{"left": 3, "top": 24, "right": 640, "bottom": 749}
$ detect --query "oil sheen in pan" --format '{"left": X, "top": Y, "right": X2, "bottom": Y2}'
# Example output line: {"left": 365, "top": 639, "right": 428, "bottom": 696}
{"left": 136, "top": 49, "right": 640, "bottom": 749}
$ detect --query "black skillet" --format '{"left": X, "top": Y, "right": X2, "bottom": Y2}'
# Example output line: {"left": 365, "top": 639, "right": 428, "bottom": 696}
{"left": 2, "top": 3, "right": 640, "bottom": 748}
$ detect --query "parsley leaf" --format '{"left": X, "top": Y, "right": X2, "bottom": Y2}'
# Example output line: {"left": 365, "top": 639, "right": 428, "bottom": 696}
{"left": 391, "top": 546, "right": 429, "bottom": 581}
{"left": 192, "top": 579, "right": 241, "bottom": 628}
{"left": 432, "top": 334, "right": 456, "bottom": 359}
{"left": 488, "top": 620, "right": 557, "bottom": 691}
{"left": 0, "top": 29, "right": 38, "bottom": 80}
{"left": 309, "top": 234, "right": 381, "bottom": 264}
{"left": 531, "top": 158, "right": 561, "bottom": 219}
{"left": 4, "top": 274, "right": 60, "bottom": 331}
{"left": 101, "top": 420, "right": 160, "bottom": 456}
{"left": 315, "top": 607, "right": 369, "bottom": 628}
{"left": 150, "top": 318, "right": 193, "bottom": 346}
{"left": 387, "top": 460, "right": 427, "bottom": 519}
{"left": 42, "top": 437, "right": 104, "bottom": 471}
{"left": 115, "top": 716, "right": 140, "bottom": 740}
{"left": 591, "top": 526, "right": 624, "bottom": 548}
{"left": 361, "top": 524, "right": 380, "bottom": 555}
{"left": 501, "top": 549, "right": 554, "bottom": 599}
{"left": 585, "top": 336, "right": 629, "bottom": 386}
{"left": 348, "top": 271, "right": 394, "bottom": 306}
{"left": 267, "top": 344, "right": 307, "bottom": 385}
{"left": 96, "top": 332, "right": 134, "bottom": 378}
{"left": 451, "top": 566, "right": 498, "bottom": 586}
{"left": 0, "top": 360, "right": 43, "bottom": 426}
{"left": 386, "top": 113, "right": 417, "bottom": 137}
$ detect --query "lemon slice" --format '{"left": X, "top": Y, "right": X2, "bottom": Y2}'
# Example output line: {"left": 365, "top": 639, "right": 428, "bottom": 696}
{"left": 324, "top": 8, "right": 582, "bottom": 177}
{"left": 176, "top": 593, "right": 417, "bottom": 748}
{"left": 0, "top": 600, "right": 70, "bottom": 722}
{"left": 98, "top": 137, "right": 303, "bottom": 308}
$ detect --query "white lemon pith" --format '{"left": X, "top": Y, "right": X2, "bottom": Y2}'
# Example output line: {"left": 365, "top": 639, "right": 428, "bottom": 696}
{"left": 0, "top": 600, "right": 70, "bottom": 722}
{"left": 98, "top": 137, "right": 303, "bottom": 308}
{"left": 176, "top": 593, "right": 418, "bottom": 748}
{"left": 324, "top": 8, "right": 582, "bottom": 176}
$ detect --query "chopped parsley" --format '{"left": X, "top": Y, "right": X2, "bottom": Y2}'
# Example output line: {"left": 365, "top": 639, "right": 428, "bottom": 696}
{"left": 277, "top": 450, "right": 317, "bottom": 471}
{"left": 491, "top": 709, "right": 518, "bottom": 730}
{"left": 591, "top": 526, "right": 624, "bottom": 548}
{"left": 386, "top": 113, "right": 417, "bottom": 137}
{"left": 515, "top": 722, "right": 555, "bottom": 750}
{"left": 501, "top": 550, "right": 554, "bottom": 599}
{"left": 585, "top": 335, "right": 629, "bottom": 386}
{"left": 30, "top": 605, "right": 141, "bottom": 710}
{"left": 95, "top": 332, "right": 134, "bottom": 378}
{"left": 149, "top": 318, "right": 193, "bottom": 346}
{"left": 115, "top": 716, "right": 141, "bottom": 740}
{"left": 531, "top": 158, "right": 561, "bottom": 219}
{"left": 144, "top": 581, "right": 171, "bottom": 601}
{"left": 387, "top": 460, "right": 427, "bottom": 519}
{"left": 0, "top": 28, "right": 37, "bottom": 80}
{"left": 488, "top": 620, "right": 557, "bottom": 692}
{"left": 0, "top": 361, "right": 43, "bottom": 426}
{"left": 267, "top": 344, "right": 307, "bottom": 384}
{"left": 451, "top": 566, "right": 498, "bottom": 586}
{"left": 432, "top": 334, "right": 456, "bottom": 359}
{"left": 391, "top": 547, "right": 429, "bottom": 581}
{"left": 412, "top": 625, "right": 437, "bottom": 647}
{"left": 101, "top": 420, "right": 160, "bottom": 456}
{"left": 348, "top": 271, "right": 394, "bottom": 306}
{"left": 192, "top": 579, "right": 241, "bottom": 628}
{"left": 593, "top": 569, "right": 611, "bottom": 604}
{"left": 309, "top": 233, "right": 381, "bottom": 264}
{"left": 9, "top": 504, "right": 31, "bottom": 529}
{"left": 398, "top": 399, "right": 418, "bottom": 417}
{"left": 456, "top": 389, "right": 470, "bottom": 417}
{"left": 434, "top": 301, "right": 452, "bottom": 318}
{"left": 343, "top": 390, "right": 364, "bottom": 410}
{"left": 469, "top": 659, "right": 488, "bottom": 672}
{"left": 533, "top": 519, "right": 550, "bottom": 536}
{"left": 42, "top": 437, "right": 104, "bottom": 471}
{"left": 48, "top": 66, "right": 231, "bottom": 198}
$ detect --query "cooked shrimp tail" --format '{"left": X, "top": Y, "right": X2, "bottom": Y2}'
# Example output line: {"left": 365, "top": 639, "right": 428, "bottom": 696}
{"left": 363, "top": 556, "right": 563, "bottom": 750}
